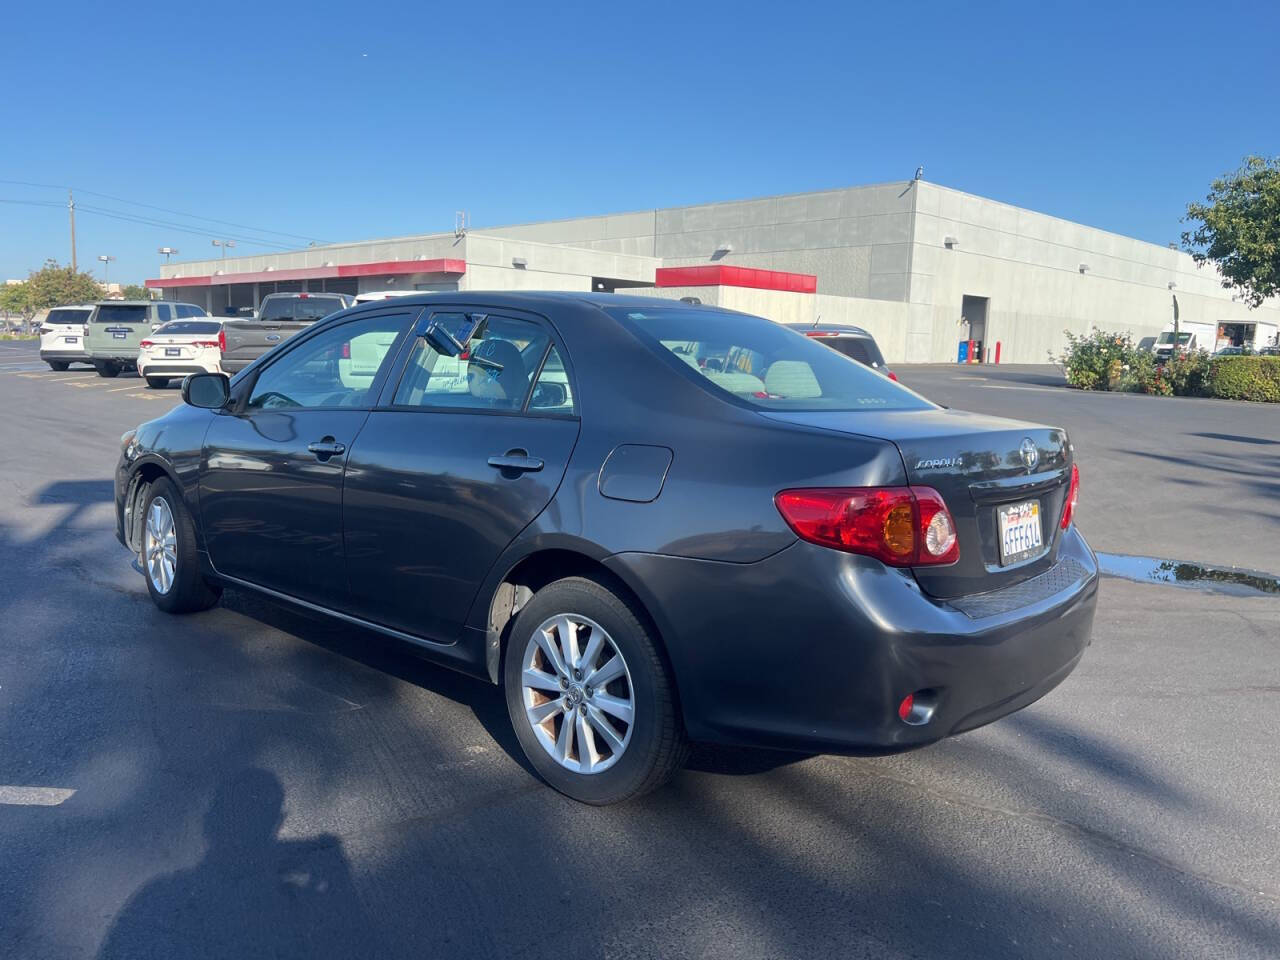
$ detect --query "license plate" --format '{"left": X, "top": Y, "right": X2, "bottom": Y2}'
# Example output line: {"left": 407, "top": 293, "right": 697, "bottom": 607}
{"left": 165, "top": 347, "right": 181, "bottom": 357}
{"left": 997, "top": 499, "right": 1043, "bottom": 565}
{"left": 112, "top": 332, "right": 127, "bottom": 340}
{"left": 64, "top": 336, "right": 78, "bottom": 344}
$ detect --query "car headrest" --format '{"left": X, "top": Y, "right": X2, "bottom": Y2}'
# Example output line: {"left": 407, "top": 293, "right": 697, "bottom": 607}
{"left": 468, "top": 338, "right": 529, "bottom": 407}
{"left": 764, "top": 360, "right": 822, "bottom": 399}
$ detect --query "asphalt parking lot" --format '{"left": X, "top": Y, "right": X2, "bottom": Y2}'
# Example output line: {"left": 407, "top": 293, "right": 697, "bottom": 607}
{"left": 1, "top": 339, "right": 1277, "bottom": 959}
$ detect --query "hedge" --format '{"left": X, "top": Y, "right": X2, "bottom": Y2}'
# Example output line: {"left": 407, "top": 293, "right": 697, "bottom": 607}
{"left": 1205, "top": 356, "right": 1280, "bottom": 402}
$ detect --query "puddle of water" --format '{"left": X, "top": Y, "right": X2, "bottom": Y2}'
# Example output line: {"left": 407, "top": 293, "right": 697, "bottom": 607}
{"left": 1096, "top": 552, "right": 1280, "bottom": 598}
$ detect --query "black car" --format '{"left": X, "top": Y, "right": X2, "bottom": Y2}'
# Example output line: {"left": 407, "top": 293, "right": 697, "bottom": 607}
{"left": 785, "top": 321, "right": 897, "bottom": 380}
{"left": 115, "top": 293, "right": 1097, "bottom": 804}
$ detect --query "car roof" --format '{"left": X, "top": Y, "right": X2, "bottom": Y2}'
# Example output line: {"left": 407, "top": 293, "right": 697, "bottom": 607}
{"left": 783, "top": 321, "right": 874, "bottom": 337}
{"left": 262, "top": 291, "right": 349, "bottom": 298}
{"left": 343, "top": 290, "right": 749, "bottom": 315}
{"left": 93, "top": 300, "right": 155, "bottom": 306}
{"left": 48, "top": 304, "right": 96, "bottom": 310}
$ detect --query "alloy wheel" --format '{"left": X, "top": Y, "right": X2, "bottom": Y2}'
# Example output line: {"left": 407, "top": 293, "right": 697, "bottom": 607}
{"left": 145, "top": 497, "right": 177, "bottom": 595}
{"left": 520, "top": 614, "right": 634, "bottom": 774}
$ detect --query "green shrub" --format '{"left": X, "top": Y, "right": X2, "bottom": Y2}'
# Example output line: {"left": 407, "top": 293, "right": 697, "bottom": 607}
{"left": 1162, "top": 350, "right": 1214, "bottom": 397}
{"left": 1056, "top": 330, "right": 1149, "bottom": 391}
{"left": 1207, "top": 356, "right": 1280, "bottom": 402}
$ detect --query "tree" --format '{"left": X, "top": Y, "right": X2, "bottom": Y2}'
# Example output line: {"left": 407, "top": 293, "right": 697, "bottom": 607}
{"left": 1182, "top": 156, "right": 1280, "bottom": 308}
{"left": 24, "top": 259, "right": 103, "bottom": 310}
{"left": 0, "top": 282, "right": 33, "bottom": 331}
{"left": 120, "top": 284, "right": 151, "bottom": 300}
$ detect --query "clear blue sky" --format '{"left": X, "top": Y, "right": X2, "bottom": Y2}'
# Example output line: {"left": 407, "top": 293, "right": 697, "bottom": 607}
{"left": 2, "top": 0, "right": 1277, "bottom": 285}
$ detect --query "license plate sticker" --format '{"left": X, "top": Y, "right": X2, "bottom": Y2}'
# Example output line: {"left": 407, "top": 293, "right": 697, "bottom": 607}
{"left": 165, "top": 347, "right": 181, "bottom": 357}
{"left": 998, "top": 499, "right": 1043, "bottom": 565}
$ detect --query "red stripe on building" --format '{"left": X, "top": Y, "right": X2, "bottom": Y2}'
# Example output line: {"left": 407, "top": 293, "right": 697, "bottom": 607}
{"left": 654, "top": 265, "right": 817, "bottom": 293}
{"left": 146, "top": 258, "right": 466, "bottom": 289}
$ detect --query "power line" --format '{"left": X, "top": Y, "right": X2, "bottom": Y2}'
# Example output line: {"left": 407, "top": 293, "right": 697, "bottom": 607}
{"left": 0, "top": 178, "right": 331, "bottom": 246}
{"left": 75, "top": 203, "right": 297, "bottom": 251}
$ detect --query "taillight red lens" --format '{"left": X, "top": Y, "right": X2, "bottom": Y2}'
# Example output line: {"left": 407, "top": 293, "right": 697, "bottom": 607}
{"left": 887, "top": 371, "right": 899, "bottom": 381}
{"left": 218, "top": 329, "right": 226, "bottom": 352}
{"left": 341, "top": 341, "right": 351, "bottom": 359}
{"left": 1060, "top": 463, "right": 1080, "bottom": 530}
{"left": 193, "top": 340, "right": 219, "bottom": 348}
{"left": 139, "top": 339, "right": 153, "bottom": 348}
{"left": 774, "top": 486, "right": 960, "bottom": 566}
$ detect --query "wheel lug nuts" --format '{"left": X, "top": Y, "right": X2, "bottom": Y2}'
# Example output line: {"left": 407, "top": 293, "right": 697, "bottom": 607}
{"left": 585, "top": 686, "right": 593, "bottom": 697}
{"left": 558, "top": 677, "right": 567, "bottom": 689}
{"left": 574, "top": 669, "right": 582, "bottom": 680}
{"left": 579, "top": 705, "right": 587, "bottom": 715}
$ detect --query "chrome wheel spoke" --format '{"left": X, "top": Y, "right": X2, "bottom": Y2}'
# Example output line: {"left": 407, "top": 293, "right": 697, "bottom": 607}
{"left": 527, "top": 698, "right": 564, "bottom": 725}
{"left": 585, "top": 655, "right": 625, "bottom": 689}
{"left": 592, "top": 692, "right": 633, "bottom": 725}
{"left": 144, "top": 497, "right": 177, "bottom": 595}
{"left": 554, "top": 708, "right": 575, "bottom": 763}
{"left": 586, "top": 706, "right": 626, "bottom": 755}
{"left": 522, "top": 667, "right": 562, "bottom": 694}
{"left": 554, "top": 615, "right": 580, "bottom": 672}
{"left": 534, "top": 628, "right": 568, "bottom": 678}
{"left": 575, "top": 713, "right": 597, "bottom": 772}
{"left": 578, "top": 630, "right": 604, "bottom": 675}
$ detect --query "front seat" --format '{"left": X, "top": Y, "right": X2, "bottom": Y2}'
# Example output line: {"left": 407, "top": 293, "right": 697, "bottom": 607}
{"left": 468, "top": 338, "right": 529, "bottom": 409}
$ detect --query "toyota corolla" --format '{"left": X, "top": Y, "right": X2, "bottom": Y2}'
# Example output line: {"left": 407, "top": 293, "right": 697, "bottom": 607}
{"left": 114, "top": 293, "right": 1097, "bottom": 804}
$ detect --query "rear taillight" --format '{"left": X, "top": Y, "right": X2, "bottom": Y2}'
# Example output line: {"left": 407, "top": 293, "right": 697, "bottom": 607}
{"left": 341, "top": 341, "right": 351, "bottom": 359}
{"left": 1060, "top": 463, "right": 1080, "bottom": 530}
{"left": 139, "top": 339, "right": 154, "bottom": 348}
{"left": 887, "top": 371, "right": 899, "bottom": 381}
{"left": 193, "top": 340, "right": 219, "bottom": 348}
{"left": 774, "top": 486, "right": 960, "bottom": 566}
{"left": 218, "top": 329, "right": 226, "bottom": 352}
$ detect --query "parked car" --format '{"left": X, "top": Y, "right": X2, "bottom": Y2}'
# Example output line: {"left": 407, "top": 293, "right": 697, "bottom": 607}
{"left": 784, "top": 322, "right": 896, "bottom": 379}
{"left": 38, "top": 304, "right": 95, "bottom": 370}
{"left": 114, "top": 293, "right": 1096, "bottom": 804}
{"left": 85, "top": 301, "right": 208, "bottom": 377}
{"left": 219, "top": 292, "right": 355, "bottom": 375}
{"left": 137, "top": 319, "right": 225, "bottom": 389}
{"left": 1150, "top": 321, "right": 1215, "bottom": 359}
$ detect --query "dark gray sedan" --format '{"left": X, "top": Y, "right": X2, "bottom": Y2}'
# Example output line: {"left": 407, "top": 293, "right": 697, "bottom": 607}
{"left": 114, "top": 293, "right": 1097, "bottom": 804}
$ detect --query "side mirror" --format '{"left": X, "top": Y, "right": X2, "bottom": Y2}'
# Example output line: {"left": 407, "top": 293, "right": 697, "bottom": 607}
{"left": 182, "top": 372, "right": 230, "bottom": 409}
{"left": 422, "top": 312, "right": 484, "bottom": 357}
{"left": 529, "top": 380, "right": 568, "bottom": 409}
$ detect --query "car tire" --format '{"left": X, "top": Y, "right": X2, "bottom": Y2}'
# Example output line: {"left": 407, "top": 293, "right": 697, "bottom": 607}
{"left": 503, "top": 576, "right": 688, "bottom": 804}
{"left": 141, "top": 477, "right": 222, "bottom": 615}
{"left": 94, "top": 361, "right": 120, "bottom": 379}
{"left": 47, "top": 360, "right": 69, "bottom": 371}
{"left": 145, "top": 376, "right": 169, "bottom": 389}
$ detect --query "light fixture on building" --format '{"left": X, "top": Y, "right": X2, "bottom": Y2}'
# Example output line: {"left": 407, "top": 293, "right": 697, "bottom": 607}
{"left": 1168, "top": 281, "right": 1177, "bottom": 290}
{"left": 1079, "top": 263, "right": 1090, "bottom": 273}
{"left": 512, "top": 257, "right": 528, "bottom": 268}
{"left": 714, "top": 242, "right": 733, "bottom": 255}
{"left": 943, "top": 236, "right": 959, "bottom": 249}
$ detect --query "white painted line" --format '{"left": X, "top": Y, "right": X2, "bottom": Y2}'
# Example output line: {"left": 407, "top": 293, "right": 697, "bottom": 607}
{"left": 107, "top": 384, "right": 140, "bottom": 392}
{"left": 981, "top": 384, "right": 1068, "bottom": 394}
{"left": 0, "top": 785, "right": 76, "bottom": 806}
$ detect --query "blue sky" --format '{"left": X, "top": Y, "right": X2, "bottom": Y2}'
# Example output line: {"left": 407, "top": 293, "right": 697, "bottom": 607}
{"left": 2, "top": 0, "right": 1276, "bottom": 285}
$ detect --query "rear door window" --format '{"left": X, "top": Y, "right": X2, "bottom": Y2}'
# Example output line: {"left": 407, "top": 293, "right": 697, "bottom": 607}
{"left": 259, "top": 295, "right": 347, "bottom": 322}
{"left": 609, "top": 307, "right": 927, "bottom": 412}
{"left": 392, "top": 313, "right": 556, "bottom": 413}
{"left": 92, "top": 304, "right": 148, "bottom": 324}
{"left": 45, "top": 308, "right": 90, "bottom": 326}
{"left": 825, "top": 335, "right": 886, "bottom": 368}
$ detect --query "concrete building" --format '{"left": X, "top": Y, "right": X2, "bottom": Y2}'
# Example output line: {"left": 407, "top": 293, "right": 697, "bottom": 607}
{"left": 147, "top": 181, "right": 1280, "bottom": 363}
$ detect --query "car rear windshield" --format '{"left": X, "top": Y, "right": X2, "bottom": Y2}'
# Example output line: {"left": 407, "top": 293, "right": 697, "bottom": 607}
{"left": 259, "top": 296, "right": 347, "bottom": 322}
{"left": 607, "top": 307, "right": 930, "bottom": 412}
{"left": 91, "top": 304, "right": 148, "bottom": 324}
{"left": 153, "top": 320, "right": 221, "bottom": 336}
{"left": 46, "top": 308, "right": 90, "bottom": 325}
{"left": 821, "top": 334, "right": 886, "bottom": 368}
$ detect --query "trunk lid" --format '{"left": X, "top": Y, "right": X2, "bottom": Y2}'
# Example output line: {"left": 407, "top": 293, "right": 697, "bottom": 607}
{"left": 762, "top": 408, "right": 1073, "bottom": 599}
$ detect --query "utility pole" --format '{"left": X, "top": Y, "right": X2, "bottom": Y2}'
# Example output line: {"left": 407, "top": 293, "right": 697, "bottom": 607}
{"left": 68, "top": 189, "right": 77, "bottom": 272}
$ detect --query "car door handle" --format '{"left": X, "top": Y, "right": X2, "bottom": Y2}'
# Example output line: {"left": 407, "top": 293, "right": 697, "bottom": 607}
{"left": 488, "top": 453, "right": 544, "bottom": 474}
{"left": 307, "top": 439, "right": 346, "bottom": 458}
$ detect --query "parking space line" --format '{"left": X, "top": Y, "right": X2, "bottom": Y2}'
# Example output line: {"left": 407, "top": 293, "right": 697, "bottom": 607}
{"left": 0, "top": 786, "right": 76, "bottom": 806}
{"left": 107, "top": 384, "right": 141, "bottom": 392}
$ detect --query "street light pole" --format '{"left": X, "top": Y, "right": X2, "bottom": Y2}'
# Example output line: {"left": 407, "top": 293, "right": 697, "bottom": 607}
{"left": 158, "top": 246, "right": 178, "bottom": 263}
{"left": 97, "top": 254, "right": 116, "bottom": 288}
{"left": 212, "top": 239, "right": 236, "bottom": 259}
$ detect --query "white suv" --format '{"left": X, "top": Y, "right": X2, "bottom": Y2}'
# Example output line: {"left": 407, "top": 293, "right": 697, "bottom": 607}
{"left": 38, "top": 305, "right": 95, "bottom": 370}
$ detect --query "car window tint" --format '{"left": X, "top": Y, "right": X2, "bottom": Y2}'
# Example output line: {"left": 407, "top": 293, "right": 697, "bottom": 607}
{"left": 46, "top": 308, "right": 90, "bottom": 326}
{"left": 153, "top": 320, "right": 222, "bottom": 336}
{"left": 247, "top": 314, "right": 407, "bottom": 411}
{"left": 394, "top": 314, "right": 550, "bottom": 412}
{"left": 156, "top": 304, "right": 173, "bottom": 323}
{"left": 92, "top": 304, "right": 147, "bottom": 324}
{"left": 827, "top": 337, "right": 877, "bottom": 366}
{"left": 528, "top": 345, "right": 574, "bottom": 413}
{"left": 611, "top": 307, "right": 929, "bottom": 412}
{"left": 259, "top": 295, "right": 347, "bottom": 322}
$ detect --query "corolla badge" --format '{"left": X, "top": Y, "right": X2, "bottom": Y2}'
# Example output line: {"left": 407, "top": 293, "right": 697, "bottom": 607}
{"left": 1019, "top": 438, "right": 1039, "bottom": 471}
{"left": 915, "top": 456, "right": 962, "bottom": 470}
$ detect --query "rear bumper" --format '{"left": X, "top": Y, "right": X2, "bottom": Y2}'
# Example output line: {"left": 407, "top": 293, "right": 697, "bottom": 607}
{"left": 605, "top": 527, "right": 1097, "bottom": 753}
{"left": 137, "top": 362, "right": 216, "bottom": 378}
{"left": 88, "top": 352, "right": 137, "bottom": 366}
{"left": 39, "top": 350, "right": 89, "bottom": 361}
